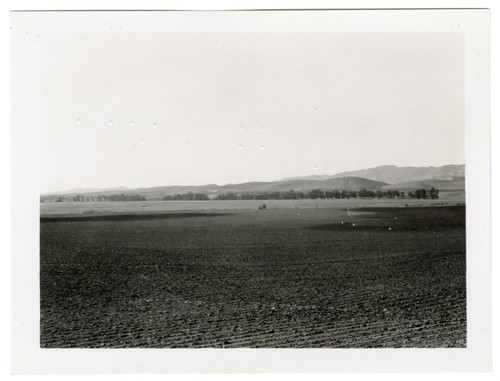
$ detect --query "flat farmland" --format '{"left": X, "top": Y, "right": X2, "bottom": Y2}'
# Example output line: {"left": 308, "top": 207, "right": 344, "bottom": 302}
{"left": 40, "top": 205, "right": 466, "bottom": 348}
{"left": 40, "top": 198, "right": 460, "bottom": 215}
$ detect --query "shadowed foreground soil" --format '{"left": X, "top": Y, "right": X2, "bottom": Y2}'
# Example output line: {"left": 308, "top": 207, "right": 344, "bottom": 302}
{"left": 40, "top": 206, "right": 466, "bottom": 348}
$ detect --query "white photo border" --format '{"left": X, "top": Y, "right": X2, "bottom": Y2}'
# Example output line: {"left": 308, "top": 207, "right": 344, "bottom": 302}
{"left": 10, "top": 8, "right": 491, "bottom": 375}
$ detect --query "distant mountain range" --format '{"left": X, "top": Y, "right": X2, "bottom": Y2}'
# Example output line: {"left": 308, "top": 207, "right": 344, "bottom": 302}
{"left": 41, "top": 164, "right": 465, "bottom": 201}
{"left": 284, "top": 164, "right": 465, "bottom": 184}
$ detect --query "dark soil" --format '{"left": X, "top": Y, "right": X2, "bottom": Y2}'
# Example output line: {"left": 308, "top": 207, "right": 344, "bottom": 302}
{"left": 40, "top": 212, "right": 230, "bottom": 223}
{"left": 40, "top": 206, "right": 466, "bottom": 348}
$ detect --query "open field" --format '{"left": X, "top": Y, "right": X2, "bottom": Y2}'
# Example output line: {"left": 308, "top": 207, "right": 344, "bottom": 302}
{"left": 40, "top": 198, "right": 464, "bottom": 216}
{"left": 40, "top": 205, "right": 466, "bottom": 348}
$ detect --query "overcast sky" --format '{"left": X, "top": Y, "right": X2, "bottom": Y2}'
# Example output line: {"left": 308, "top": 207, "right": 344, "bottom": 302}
{"left": 40, "top": 31, "right": 464, "bottom": 193}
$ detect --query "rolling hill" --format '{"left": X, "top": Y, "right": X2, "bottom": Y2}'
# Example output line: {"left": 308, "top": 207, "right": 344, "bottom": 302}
{"left": 327, "top": 164, "right": 465, "bottom": 184}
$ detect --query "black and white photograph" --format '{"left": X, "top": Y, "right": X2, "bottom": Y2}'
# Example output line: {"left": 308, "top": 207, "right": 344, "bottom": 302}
{"left": 10, "top": 8, "right": 491, "bottom": 374}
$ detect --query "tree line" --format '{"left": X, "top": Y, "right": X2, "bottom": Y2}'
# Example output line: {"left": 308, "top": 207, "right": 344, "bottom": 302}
{"left": 163, "top": 192, "right": 210, "bottom": 201}
{"left": 209, "top": 187, "right": 438, "bottom": 200}
{"left": 53, "top": 194, "right": 147, "bottom": 202}
{"left": 43, "top": 187, "right": 439, "bottom": 203}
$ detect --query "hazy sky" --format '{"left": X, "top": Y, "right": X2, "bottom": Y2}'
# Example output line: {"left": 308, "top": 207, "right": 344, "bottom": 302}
{"left": 40, "top": 31, "right": 464, "bottom": 193}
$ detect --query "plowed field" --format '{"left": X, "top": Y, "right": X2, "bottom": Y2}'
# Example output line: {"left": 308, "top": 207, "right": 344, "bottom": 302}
{"left": 40, "top": 205, "right": 466, "bottom": 348}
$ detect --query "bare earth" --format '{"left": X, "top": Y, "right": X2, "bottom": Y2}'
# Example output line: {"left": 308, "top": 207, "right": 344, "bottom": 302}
{"left": 40, "top": 201, "right": 466, "bottom": 348}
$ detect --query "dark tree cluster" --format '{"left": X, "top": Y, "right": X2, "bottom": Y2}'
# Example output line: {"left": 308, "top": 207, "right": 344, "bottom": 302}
{"left": 407, "top": 188, "right": 439, "bottom": 200}
{"left": 163, "top": 192, "right": 210, "bottom": 201}
{"left": 216, "top": 191, "right": 309, "bottom": 200}
{"left": 102, "top": 194, "right": 147, "bottom": 201}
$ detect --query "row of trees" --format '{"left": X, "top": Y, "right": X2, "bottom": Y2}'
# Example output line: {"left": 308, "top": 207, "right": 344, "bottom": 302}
{"left": 214, "top": 188, "right": 404, "bottom": 200}
{"left": 54, "top": 194, "right": 147, "bottom": 202}
{"left": 46, "top": 187, "right": 439, "bottom": 203}
{"left": 208, "top": 187, "right": 439, "bottom": 201}
{"left": 163, "top": 192, "right": 210, "bottom": 201}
